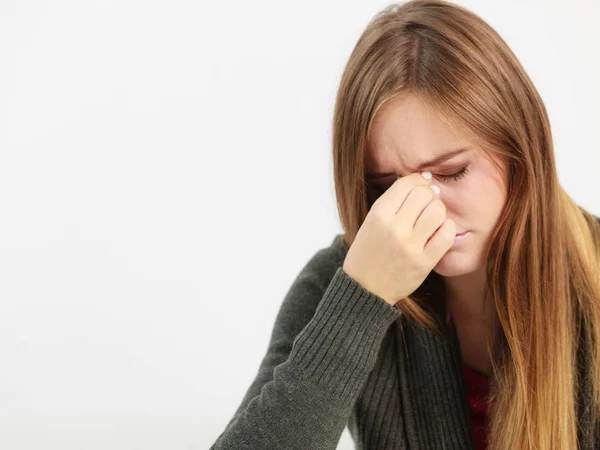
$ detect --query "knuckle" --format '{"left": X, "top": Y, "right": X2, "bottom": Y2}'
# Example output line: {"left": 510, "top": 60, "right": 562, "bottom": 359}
{"left": 367, "top": 212, "right": 385, "bottom": 230}
{"left": 411, "top": 185, "right": 433, "bottom": 202}
{"left": 441, "top": 224, "right": 455, "bottom": 240}
{"left": 394, "top": 223, "right": 410, "bottom": 241}
{"left": 430, "top": 199, "right": 446, "bottom": 216}
{"left": 369, "top": 201, "right": 386, "bottom": 218}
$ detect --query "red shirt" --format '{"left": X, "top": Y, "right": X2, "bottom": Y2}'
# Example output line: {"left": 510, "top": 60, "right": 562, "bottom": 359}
{"left": 462, "top": 363, "right": 491, "bottom": 450}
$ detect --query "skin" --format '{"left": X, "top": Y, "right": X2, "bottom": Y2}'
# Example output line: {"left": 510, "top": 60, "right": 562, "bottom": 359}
{"left": 365, "top": 92, "right": 509, "bottom": 376}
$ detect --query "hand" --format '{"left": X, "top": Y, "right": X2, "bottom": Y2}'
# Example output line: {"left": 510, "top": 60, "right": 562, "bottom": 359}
{"left": 342, "top": 171, "right": 456, "bottom": 306}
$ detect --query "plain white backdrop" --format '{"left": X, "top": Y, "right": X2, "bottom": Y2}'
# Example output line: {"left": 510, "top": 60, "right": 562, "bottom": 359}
{"left": 0, "top": 0, "right": 598, "bottom": 449}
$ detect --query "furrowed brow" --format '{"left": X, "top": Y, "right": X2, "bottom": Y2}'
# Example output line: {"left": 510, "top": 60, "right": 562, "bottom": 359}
{"left": 365, "top": 147, "right": 470, "bottom": 179}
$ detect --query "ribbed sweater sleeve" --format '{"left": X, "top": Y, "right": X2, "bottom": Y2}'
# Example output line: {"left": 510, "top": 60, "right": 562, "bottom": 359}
{"left": 210, "top": 251, "right": 402, "bottom": 450}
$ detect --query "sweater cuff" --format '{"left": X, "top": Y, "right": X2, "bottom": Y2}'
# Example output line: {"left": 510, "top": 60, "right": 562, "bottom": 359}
{"left": 287, "top": 266, "right": 402, "bottom": 402}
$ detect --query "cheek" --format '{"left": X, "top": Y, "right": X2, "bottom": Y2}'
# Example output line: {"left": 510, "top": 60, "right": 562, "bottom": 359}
{"left": 439, "top": 180, "right": 470, "bottom": 205}
{"left": 452, "top": 172, "right": 505, "bottom": 215}
{"left": 438, "top": 174, "right": 485, "bottom": 215}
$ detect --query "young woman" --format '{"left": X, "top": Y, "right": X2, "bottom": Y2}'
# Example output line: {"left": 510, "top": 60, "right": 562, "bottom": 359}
{"left": 211, "top": 1, "right": 600, "bottom": 449}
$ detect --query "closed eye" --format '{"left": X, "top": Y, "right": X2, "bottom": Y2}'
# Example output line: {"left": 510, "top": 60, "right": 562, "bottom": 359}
{"left": 368, "top": 166, "right": 469, "bottom": 195}
{"left": 436, "top": 166, "right": 469, "bottom": 183}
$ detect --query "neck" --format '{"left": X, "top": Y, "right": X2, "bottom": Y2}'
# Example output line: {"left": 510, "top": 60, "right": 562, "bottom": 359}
{"left": 443, "top": 265, "right": 490, "bottom": 320}
{"left": 443, "top": 266, "right": 499, "bottom": 377}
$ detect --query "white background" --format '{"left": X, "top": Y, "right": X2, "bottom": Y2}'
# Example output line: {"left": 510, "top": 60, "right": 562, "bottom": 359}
{"left": 0, "top": 0, "right": 598, "bottom": 449}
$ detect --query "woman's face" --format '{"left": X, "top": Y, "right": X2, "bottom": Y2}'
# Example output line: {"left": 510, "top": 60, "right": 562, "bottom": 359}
{"left": 365, "top": 92, "right": 509, "bottom": 277}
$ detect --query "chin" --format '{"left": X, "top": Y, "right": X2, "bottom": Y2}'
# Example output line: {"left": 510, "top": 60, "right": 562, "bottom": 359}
{"left": 432, "top": 247, "right": 484, "bottom": 277}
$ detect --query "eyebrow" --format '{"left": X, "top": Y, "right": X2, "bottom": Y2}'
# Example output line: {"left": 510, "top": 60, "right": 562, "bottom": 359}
{"left": 365, "top": 147, "right": 470, "bottom": 179}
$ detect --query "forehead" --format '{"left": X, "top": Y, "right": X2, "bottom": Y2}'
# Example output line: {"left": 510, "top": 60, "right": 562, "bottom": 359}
{"left": 366, "top": 93, "right": 469, "bottom": 169}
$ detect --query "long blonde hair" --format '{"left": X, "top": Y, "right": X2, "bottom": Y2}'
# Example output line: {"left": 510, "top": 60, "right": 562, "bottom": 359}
{"left": 331, "top": 1, "right": 600, "bottom": 448}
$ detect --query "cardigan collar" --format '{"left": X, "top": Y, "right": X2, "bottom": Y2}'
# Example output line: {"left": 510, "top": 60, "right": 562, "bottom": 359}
{"left": 394, "top": 313, "right": 475, "bottom": 449}
{"left": 394, "top": 308, "right": 599, "bottom": 449}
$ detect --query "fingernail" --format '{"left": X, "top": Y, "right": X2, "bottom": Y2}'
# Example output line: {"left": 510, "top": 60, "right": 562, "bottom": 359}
{"left": 430, "top": 184, "right": 440, "bottom": 195}
{"left": 421, "top": 170, "right": 432, "bottom": 180}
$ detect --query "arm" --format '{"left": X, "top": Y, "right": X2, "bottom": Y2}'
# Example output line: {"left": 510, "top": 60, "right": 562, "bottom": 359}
{"left": 210, "top": 248, "right": 402, "bottom": 450}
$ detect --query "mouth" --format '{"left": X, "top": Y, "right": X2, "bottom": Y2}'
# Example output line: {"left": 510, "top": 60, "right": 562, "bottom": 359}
{"left": 452, "top": 230, "right": 471, "bottom": 245}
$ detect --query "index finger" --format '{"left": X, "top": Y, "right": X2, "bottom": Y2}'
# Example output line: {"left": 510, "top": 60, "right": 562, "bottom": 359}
{"left": 372, "top": 171, "right": 435, "bottom": 216}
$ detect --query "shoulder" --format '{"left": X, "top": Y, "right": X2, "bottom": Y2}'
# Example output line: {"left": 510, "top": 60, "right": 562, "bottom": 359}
{"left": 275, "top": 234, "right": 349, "bottom": 331}
{"left": 579, "top": 207, "right": 600, "bottom": 231}
{"left": 296, "top": 234, "right": 349, "bottom": 293}
{"left": 266, "top": 234, "right": 350, "bottom": 348}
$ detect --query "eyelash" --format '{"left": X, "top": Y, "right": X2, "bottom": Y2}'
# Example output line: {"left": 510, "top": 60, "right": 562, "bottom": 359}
{"left": 436, "top": 166, "right": 469, "bottom": 183}
{"left": 369, "top": 166, "right": 469, "bottom": 196}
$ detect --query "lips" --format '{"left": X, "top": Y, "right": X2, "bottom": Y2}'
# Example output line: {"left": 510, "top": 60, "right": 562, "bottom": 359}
{"left": 452, "top": 230, "right": 471, "bottom": 245}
